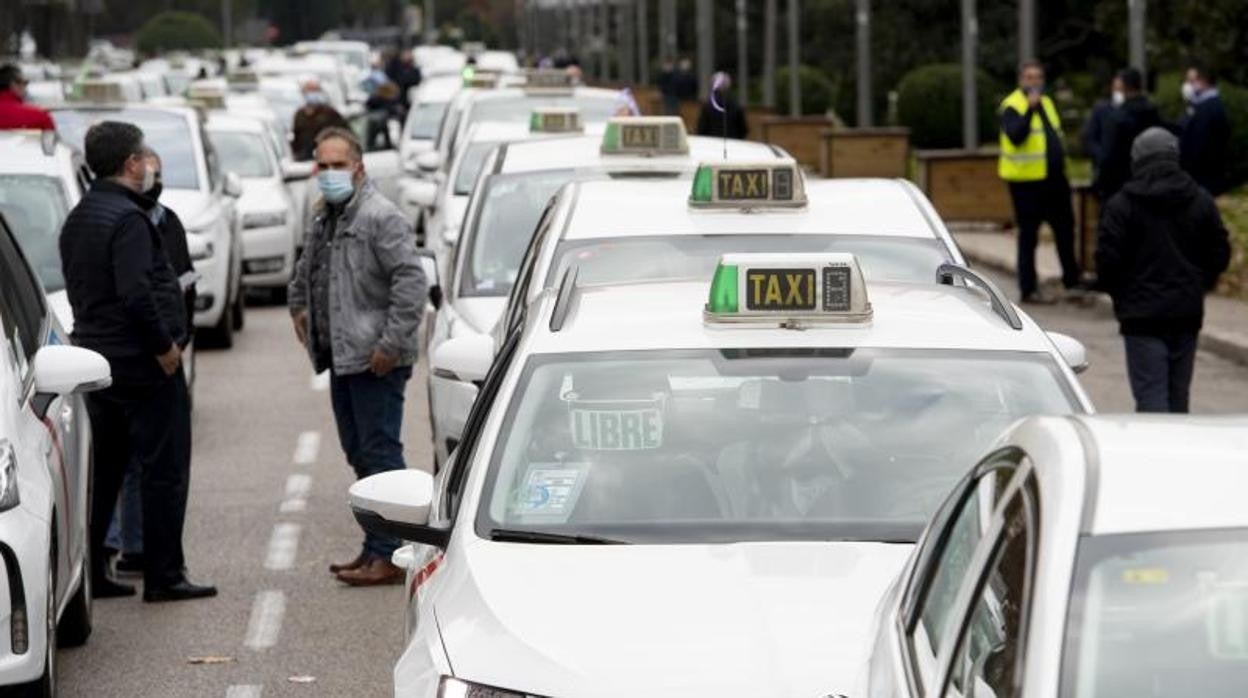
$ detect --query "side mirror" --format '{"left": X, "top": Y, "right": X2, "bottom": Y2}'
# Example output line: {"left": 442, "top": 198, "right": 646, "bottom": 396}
{"left": 431, "top": 333, "right": 494, "bottom": 384}
{"left": 1048, "top": 332, "right": 1090, "bottom": 374}
{"left": 223, "top": 171, "right": 244, "bottom": 198}
{"left": 31, "top": 345, "right": 111, "bottom": 419}
{"left": 441, "top": 225, "right": 460, "bottom": 247}
{"left": 349, "top": 470, "right": 449, "bottom": 548}
{"left": 282, "top": 160, "right": 315, "bottom": 183}
{"left": 416, "top": 150, "right": 442, "bottom": 173}
{"left": 416, "top": 249, "right": 443, "bottom": 310}
{"left": 402, "top": 179, "right": 438, "bottom": 210}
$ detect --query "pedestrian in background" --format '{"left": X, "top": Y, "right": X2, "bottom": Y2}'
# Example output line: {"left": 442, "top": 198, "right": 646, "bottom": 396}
{"left": 288, "top": 127, "right": 426, "bottom": 587}
{"left": 1096, "top": 127, "right": 1230, "bottom": 413}
{"left": 291, "top": 79, "right": 348, "bottom": 161}
{"left": 1179, "top": 64, "right": 1231, "bottom": 197}
{"left": 385, "top": 48, "right": 422, "bottom": 110}
{"left": 1081, "top": 74, "right": 1116, "bottom": 181}
{"left": 1096, "top": 67, "right": 1163, "bottom": 200}
{"left": 672, "top": 58, "right": 699, "bottom": 106}
{"left": 696, "top": 71, "right": 749, "bottom": 140}
{"left": 0, "top": 63, "right": 54, "bottom": 130}
{"left": 997, "top": 59, "right": 1081, "bottom": 304}
{"left": 657, "top": 60, "right": 679, "bottom": 116}
{"left": 59, "top": 121, "right": 215, "bottom": 602}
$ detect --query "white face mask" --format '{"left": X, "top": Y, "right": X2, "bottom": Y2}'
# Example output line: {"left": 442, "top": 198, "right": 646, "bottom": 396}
{"left": 141, "top": 163, "right": 156, "bottom": 193}
{"left": 1181, "top": 81, "right": 1198, "bottom": 103}
{"left": 1111, "top": 90, "right": 1125, "bottom": 107}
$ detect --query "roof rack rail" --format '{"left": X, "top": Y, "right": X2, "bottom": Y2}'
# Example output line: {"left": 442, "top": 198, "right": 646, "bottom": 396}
{"left": 937, "top": 263, "right": 1023, "bottom": 331}
{"left": 549, "top": 264, "right": 580, "bottom": 332}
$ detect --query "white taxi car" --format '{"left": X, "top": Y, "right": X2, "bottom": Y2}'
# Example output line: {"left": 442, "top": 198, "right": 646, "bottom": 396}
{"left": 0, "top": 213, "right": 111, "bottom": 693}
{"left": 206, "top": 113, "right": 300, "bottom": 292}
{"left": 399, "top": 75, "right": 463, "bottom": 177}
{"left": 351, "top": 250, "right": 1092, "bottom": 698}
{"left": 865, "top": 415, "right": 1248, "bottom": 698}
{"left": 51, "top": 96, "right": 247, "bottom": 348}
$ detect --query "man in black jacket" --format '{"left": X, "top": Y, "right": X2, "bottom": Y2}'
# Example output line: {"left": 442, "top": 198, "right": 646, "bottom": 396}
{"left": 1096, "top": 127, "right": 1231, "bottom": 413}
{"left": 1179, "top": 64, "right": 1232, "bottom": 196}
{"left": 1097, "top": 67, "right": 1164, "bottom": 200}
{"left": 59, "top": 121, "right": 216, "bottom": 602}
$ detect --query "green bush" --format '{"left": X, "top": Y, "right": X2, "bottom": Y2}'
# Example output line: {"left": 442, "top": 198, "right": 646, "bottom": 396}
{"left": 1157, "top": 71, "right": 1248, "bottom": 189}
{"left": 135, "top": 11, "right": 222, "bottom": 56}
{"left": 766, "top": 65, "right": 840, "bottom": 117}
{"left": 897, "top": 63, "right": 1001, "bottom": 149}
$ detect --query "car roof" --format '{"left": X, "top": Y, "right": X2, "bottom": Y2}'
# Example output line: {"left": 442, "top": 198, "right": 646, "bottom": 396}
{"left": 558, "top": 177, "right": 943, "bottom": 241}
{"left": 467, "top": 85, "right": 619, "bottom": 105}
{"left": 497, "top": 133, "right": 784, "bottom": 174}
{"left": 205, "top": 112, "right": 268, "bottom": 133}
{"left": 0, "top": 132, "right": 76, "bottom": 176}
{"left": 416, "top": 75, "right": 463, "bottom": 102}
{"left": 51, "top": 103, "right": 199, "bottom": 119}
{"left": 464, "top": 121, "right": 537, "bottom": 143}
{"left": 524, "top": 279, "right": 1057, "bottom": 356}
{"left": 1073, "top": 415, "right": 1248, "bottom": 536}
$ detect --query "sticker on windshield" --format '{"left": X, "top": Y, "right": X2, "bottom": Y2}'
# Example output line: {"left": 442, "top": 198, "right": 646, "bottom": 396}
{"left": 509, "top": 463, "right": 589, "bottom": 523}
{"left": 1202, "top": 578, "right": 1248, "bottom": 660}
{"left": 570, "top": 405, "right": 664, "bottom": 451}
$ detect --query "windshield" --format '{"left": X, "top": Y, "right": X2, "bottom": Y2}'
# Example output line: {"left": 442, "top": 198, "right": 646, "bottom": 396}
{"left": 0, "top": 175, "right": 69, "bottom": 293}
{"left": 453, "top": 141, "right": 499, "bottom": 196}
{"left": 548, "top": 235, "right": 951, "bottom": 287}
{"left": 478, "top": 349, "right": 1078, "bottom": 544}
{"left": 408, "top": 101, "right": 449, "bottom": 140}
{"left": 469, "top": 95, "right": 618, "bottom": 127}
{"left": 53, "top": 109, "right": 202, "bottom": 190}
{"left": 1062, "top": 529, "right": 1248, "bottom": 698}
{"left": 209, "top": 130, "right": 274, "bottom": 178}
{"left": 460, "top": 169, "right": 571, "bottom": 297}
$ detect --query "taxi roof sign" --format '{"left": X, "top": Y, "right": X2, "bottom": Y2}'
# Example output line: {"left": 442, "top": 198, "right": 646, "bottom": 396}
{"left": 705, "top": 253, "right": 872, "bottom": 326}
{"left": 530, "top": 106, "right": 583, "bottom": 133}
{"left": 462, "top": 67, "right": 499, "bottom": 89}
{"left": 187, "top": 82, "right": 227, "bottom": 109}
{"left": 75, "top": 80, "right": 126, "bottom": 104}
{"left": 600, "top": 116, "right": 689, "bottom": 156}
{"left": 524, "top": 68, "right": 578, "bottom": 91}
{"left": 690, "top": 161, "right": 806, "bottom": 209}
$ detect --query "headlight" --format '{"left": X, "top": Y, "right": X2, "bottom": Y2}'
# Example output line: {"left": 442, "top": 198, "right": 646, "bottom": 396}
{"left": 243, "top": 210, "right": 288, "bottom": 229}
{"left": 0, "top": 440, "right": 21, "bottom": 512}
{"left": 438, "top": 676, "right": 543, "bottom": 698}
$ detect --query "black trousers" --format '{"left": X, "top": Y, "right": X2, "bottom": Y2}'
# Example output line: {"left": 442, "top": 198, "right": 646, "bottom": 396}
{"left": 1008, "top": 177, "right": 1081, "bottom": 295}
{"left": 86, "top": 359, "right": 191, "bottom": 588}
{"left": 1123, "top": 331, "right": 1199, "bottom": 413}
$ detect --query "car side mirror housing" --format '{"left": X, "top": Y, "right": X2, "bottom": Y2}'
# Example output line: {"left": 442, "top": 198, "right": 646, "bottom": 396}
{"left": 416, "top": 150, "right": 442, "bottom": 173}
{"left": 1048, "top": 332, "right": 1090, "bottom": 374}
{"left": 31, "top": 345, "right": 111, "bottom": 419}
{"left": 349, "top": 470, "right": 449, "bottom": 548}
{"left": 431, "top": 333, "right": 494, "bottom": 384}
{"left": 282, "top": 160, "right": 315, "bottom": 183}
{"left": 416, "top": 249, "right": 442, "bottom": 310}
{"left": 403, "top": 179, "right": 438, "bottom": 210}
{"left": 223, "top": 171, "right": 244, "bottom": 198}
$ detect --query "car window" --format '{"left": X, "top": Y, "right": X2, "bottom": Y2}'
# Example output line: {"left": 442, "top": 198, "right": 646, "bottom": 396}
{"left": 53, "top": 109, "right": 203, "bottom": 190}
{"left": 453, "top": 141, "right": 499, "bottom": 196}
{"left": 943, "top": 479, "right": 1038, "bottom": 698}
{"left": 0, "top": 220, "right": 47, "bottom": 371}
{"left": 408, "top": 101, "right": 449, "bottom": 140}
{"left": 501, "top": 197, "right": 558, "bottom": 335}
{"left": 209, "top": 130, "right": 275, "bottom": 178}
{"left": 0, "top": 175, "right": 70, "bottom": 292}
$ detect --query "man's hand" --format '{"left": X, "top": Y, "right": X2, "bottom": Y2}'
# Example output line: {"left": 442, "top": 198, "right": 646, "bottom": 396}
{"left": 157, "top": 344, "right": 182, "bottom": 377}
{"left": 369, "top": 348, "right": 398, "bottom": 377}
{"left": 292, "top": 309, "right": 309, "bottom": 345}
{"left": 1027, "top": 89, "right": 1043, "bottom": 108}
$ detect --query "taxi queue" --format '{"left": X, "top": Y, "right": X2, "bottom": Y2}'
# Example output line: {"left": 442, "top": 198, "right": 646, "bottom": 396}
{"left": 0, "top": 42, "right": 1245, "bottom": 698}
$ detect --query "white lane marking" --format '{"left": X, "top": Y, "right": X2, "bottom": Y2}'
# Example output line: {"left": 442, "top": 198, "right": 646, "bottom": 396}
{"left": 226, "top": 686, "right": 262, "bottom": 698}
{"left": 292, "top": 431, "right": 320, "bottom": 465}
{"left": 244, "top": 590, "right": 286, "bottom": 650}
{"left": 310, "top": 371, "right": 330, "bottom": 391}
{"left": 280, "top": 473, "right": 312, "bottom": 513}
{"left": 264, "top": 523, "right": 302, "bottom": 571}
{"left": 279, "top": 498, "right": 307, "bottom": 514}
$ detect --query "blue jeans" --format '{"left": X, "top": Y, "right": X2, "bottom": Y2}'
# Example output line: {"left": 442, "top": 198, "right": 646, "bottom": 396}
{"left": 105, "top": 459, "right": 143, "bottom": 555}
{"left": 330, "top": 365, "right": 412, "bottom": 558}
{"left": 1123, "top": 332, "right": 1199, "bottom": 413}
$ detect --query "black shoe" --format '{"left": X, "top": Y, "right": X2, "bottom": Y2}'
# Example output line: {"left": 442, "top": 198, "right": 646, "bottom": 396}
{"left": 143, "top": 578, "right": 218, "bottom": 603}
{"left": 95, "top": 576, "right": 137, "bottom": 599}
{"left": 1020, "top": 291, "right": 1058, "bottom": 305}
{"left": 115, "top": 553, "right": 145, "bottom": 575}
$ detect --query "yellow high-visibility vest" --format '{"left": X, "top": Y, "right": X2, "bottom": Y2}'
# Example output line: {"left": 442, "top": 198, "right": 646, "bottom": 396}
{"left": 998, "top": 89, "right": 1063, "bottom": 182}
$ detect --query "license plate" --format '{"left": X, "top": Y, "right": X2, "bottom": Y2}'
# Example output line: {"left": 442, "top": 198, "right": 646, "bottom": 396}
{"left": 745, "top": 268, "right": 817, "bottom": 311}
{"left": 717, "top": 169, "right": 771, "bottom": 200}
{"left": 621, "top": 124, "right": 660, "bottom": 149}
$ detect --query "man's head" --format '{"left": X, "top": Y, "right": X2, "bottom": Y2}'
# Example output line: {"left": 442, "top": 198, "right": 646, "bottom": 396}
{"left": 1185, "top": 65, "right": 1215, "bottom": 102}
{"left": 0, "top": 64, "right": 28, "bottom": 101}
{"left": 142, "top": 148, "right": 164, "bottom": 199}
{"left": 313, "top": 127, "right": 365, "bottom": 204}
{"left": 1117, "top": 67, "right": 1144, "bottom": 96}
{"left": 85, "top": 121, "right": 150, "bottom": 192}
{"left": 301, "top": 78, "right": 327, "bottom": 105}
{"left": 1131, "top": 126, "right": 1179, "bottom": 165}
{"left": 400, "top": 49, "right": 415, "bottom": 66}
{"left": 1018, "top": 60, "right": 1045, "bottom": 92}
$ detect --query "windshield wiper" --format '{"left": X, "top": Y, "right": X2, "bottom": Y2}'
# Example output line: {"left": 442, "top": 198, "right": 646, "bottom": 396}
{"left": 488, "top": 528, "right": 626, "bottom": 545}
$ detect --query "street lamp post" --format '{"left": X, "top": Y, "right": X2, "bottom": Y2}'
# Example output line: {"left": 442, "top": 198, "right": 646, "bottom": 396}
{"left": 787, "top": 0, "right": 800, "bottom": 116}
{"left": 735, "top": 0, "right": 748, "bottom": 107}
{"left": 221, "top": 0, "right": 232, "bottom": 48}
{"left": 1019, "top": 0, "right": 1035, "bottom": 64}
{"left": 1128, "top": 0, "right": 1146, "bottom": 73}
{"left": 696, "top": 0, "right": 713, "bottom": 99}
{"left": 855, "top": 0, "right": 871, "bottom": 127}
{"left": 637, "top": 0, "right": 649, "bottom": 85}
{"left": 763, "top": 0, "right": 776, "bottom": 109}
{"left": 961, "top": 0, "right": 978, "bottom": 149}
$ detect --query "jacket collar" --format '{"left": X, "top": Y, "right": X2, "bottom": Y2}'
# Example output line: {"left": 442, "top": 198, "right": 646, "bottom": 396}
{"left": 92, "top": 179, "right": 150, "bottom": 208}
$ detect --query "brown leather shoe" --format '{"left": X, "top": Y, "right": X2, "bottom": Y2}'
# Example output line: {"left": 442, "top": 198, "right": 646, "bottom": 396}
{"left": 335, "top": 557, "right": 404, "bottom": 587}
{"left": 328, "top": 551, "right": 368, "bottom": 575}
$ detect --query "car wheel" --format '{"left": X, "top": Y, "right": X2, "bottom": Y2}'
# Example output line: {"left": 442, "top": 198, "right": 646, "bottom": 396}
{"left": 57, "top": 546, "right": 92, "bottom": 648}
{"left": 231, "top": 285, "right": 246, "bottom": 331}
{"left": 18, "top": 549, "right": 56, "bottom": 698}
{"left": 202, "top": 302, "right": 235, "bottom": 349}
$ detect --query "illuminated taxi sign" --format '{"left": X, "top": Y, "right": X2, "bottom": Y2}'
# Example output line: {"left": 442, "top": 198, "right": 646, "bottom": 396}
{"left": 530, "top": 107, "right": 583, "bottom": 133}
{"left": 705, "top": 253, "right": 872, "bottom": 325}
{"left": 524, "top": 68, "right": 576, "bottom": 91}
{"left": 600, "top": 116, "right": 689, "bottom": 156}
{"left": 689, "top": 161, "right": 806, "bottom": 209}
{"left": 461, "top": 67, "right": 499, "bottom": 89}
{"left": 76, "top": 80, "right": 126, "bottom": 103}
{"left": 187, "top": 82, "right": 227, "bottom": 109}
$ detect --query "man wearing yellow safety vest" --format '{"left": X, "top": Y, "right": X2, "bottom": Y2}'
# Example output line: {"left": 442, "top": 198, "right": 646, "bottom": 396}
{"left": 999, "top": 60, "right": 1082, "bottom": 304}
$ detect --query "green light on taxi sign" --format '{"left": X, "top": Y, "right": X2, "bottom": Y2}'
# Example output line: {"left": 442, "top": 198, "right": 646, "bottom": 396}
{"left": 706, "top": 263, "right": 739, "bottom": 314}
{"left": 601, "top": 122, "right": 621, "bottom": 151}
{"left": 529, "top": 111, "right": 541, "bottom": 131}
{"left": 691, "top": 165, "right": 714, "bottom": 203}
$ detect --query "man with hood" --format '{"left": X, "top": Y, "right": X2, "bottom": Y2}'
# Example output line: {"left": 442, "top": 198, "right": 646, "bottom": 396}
{"left": 1096, "top": 127, "right": 1230, "bottom": 413}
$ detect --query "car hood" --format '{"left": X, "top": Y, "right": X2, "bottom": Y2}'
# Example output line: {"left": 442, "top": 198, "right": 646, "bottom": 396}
{"left": 236, "top": 178, "right": 288, "bottom": 214}
{"left": 452, "top": 296, "right": 506, "bottom": 336}
{"left": 439, "top": 540, "right": 911, "bottom": 698}
{"left": 159, "top": 188, "right": 216, "bottom": 229}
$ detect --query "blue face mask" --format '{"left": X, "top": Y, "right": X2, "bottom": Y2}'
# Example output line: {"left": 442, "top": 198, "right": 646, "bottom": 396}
{"left": 318, "top": 169, "right": 355, "bottom": 204}
{"left": 305, "top": 91, "right": 328, "bottom": 105}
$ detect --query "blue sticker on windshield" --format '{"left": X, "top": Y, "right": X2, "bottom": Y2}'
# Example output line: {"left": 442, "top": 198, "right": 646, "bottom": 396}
{"left": 510, "top": 463, "right": 589, "bottom": 524}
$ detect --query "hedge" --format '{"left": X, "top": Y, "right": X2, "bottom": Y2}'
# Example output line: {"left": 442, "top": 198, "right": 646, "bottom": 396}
{"left": 763, "top": 65, "right": 840, "bottom": 117}
{"left": 897, "top": 63, "right": 1001, "bottom": 149}
{"left": 135, "top": 11, "right": 222, "bottom": 56}
{"left": 1156, "top": 71, "right": 1248, "bottom": 189}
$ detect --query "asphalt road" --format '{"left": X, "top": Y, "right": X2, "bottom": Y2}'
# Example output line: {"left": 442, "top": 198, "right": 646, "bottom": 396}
{"left": 57, "top": 278, "right": 1248, "bottom": 697}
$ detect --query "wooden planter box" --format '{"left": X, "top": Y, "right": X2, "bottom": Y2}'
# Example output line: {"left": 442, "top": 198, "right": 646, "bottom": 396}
{"left": 1072, "top": 180, "right": 1099, "bottom": 273}
{"left": 760, "top": 116, "right": 836, "bottom": 170}
{"left": 745, "top": 106, "right": 775, "bottom": 142}
{"left": 819, "top": 127, "right": 911, "bottom": 178}
{"left": 678, "top": 100, "right": 701, "bottom": 132}
{"left": 915, "top": 148, "right": 1012, "bottom": 224}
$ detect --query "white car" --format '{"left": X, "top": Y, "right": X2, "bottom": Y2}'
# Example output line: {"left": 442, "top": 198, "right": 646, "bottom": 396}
{"left": 864, "top": 414, "right": 1248, "bottom": 698}
{"left": 253, "top": 54, "right": 356, "bottom": 115}
{"left": 0, "top": 212, "right": 111, "bottom": 694}
{"left": 351, "top": 250, "right": 1092, "bottom": 698}
{"left": 52, "top": 99, "right": 247, "bottom": 348}
{"left": 293, "top": 40, "right": 371, "bottom": 102}
{"left": 398, "top": 75, "right": 463, "bottom": 181}
{"left": 206, "top": 114, "right": 300, "bottom": 292}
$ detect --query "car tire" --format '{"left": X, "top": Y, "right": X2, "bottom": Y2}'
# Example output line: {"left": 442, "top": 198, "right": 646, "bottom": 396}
{"left": 18, "top": 548, "right": 57, "bottom": 698}
{"left": 231, "top": 286, "right": 246, "bottom": 331}
{"left": 57, "top": 546, "right": 92, "bottom": 648}
{"left": 202, "top": 302, "right": 235, "bottom": 349}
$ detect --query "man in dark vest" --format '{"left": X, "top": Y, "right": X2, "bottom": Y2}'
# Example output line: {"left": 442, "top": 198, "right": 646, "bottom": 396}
{"left": 59, "top": 121, "right": 216, "bottom": 602}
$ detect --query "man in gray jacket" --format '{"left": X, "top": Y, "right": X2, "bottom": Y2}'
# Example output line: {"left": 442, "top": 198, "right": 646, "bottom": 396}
{"left": 289, "top": 127, "right": 426, "bottom": 586}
